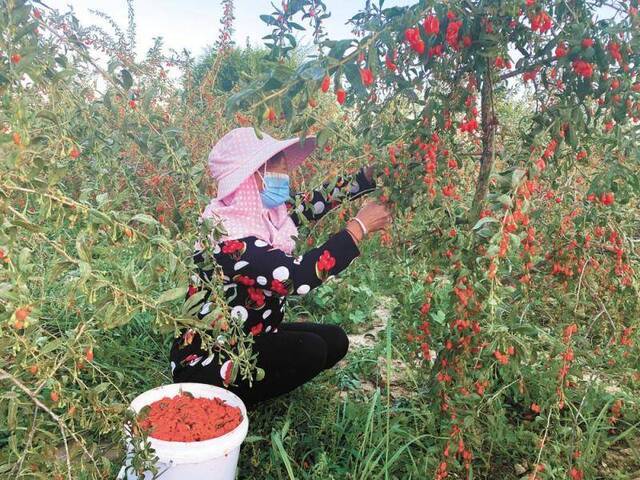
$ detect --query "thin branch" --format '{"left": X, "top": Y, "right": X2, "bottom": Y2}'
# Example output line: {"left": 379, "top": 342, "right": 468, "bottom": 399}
{"left": 12, "top": 407, "right": 39, "bottom": 476}
{"left": 499, "top": 55, "right": 559, "bottom": 82}
{"left": 531, "top": 408, "right": 554, "bottom": 480}
{"left": 574, "top": 256, "right": 591, "bottom": 313}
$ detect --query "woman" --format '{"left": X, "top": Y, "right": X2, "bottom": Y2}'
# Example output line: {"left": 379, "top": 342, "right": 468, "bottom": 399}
{"left": 170, "top": 127, "right": 391, "bottom": 407}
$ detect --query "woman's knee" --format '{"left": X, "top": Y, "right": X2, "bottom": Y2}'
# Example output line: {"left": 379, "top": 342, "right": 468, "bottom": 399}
{"left": 324, "top": 324, "right": 349, "bottom": 368}
{"left": 300, "top": 333, "right": 329, "bottom": 374}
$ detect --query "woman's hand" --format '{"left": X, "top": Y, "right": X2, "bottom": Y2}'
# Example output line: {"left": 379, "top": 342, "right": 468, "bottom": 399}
{"left": 356, "top": 201, "right": 392, "bottom": 233}
{"left": 345, "top": 201, "right": 392, "bottom": 244}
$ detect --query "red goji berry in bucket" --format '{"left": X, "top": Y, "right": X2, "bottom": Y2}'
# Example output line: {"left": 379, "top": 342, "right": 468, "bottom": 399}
{"left": 137, "top": 392, "right": 242, "bottom": 442}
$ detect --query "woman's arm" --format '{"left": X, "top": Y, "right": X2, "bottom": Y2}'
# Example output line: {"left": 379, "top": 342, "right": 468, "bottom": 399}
{"left": 288, "top": 166, "right": 376, "bottom": 226}
{"left": 225, "top": 200, "right": 391, "bottom": 298}
{"left": 224, "top": 230, "right": 360, "bottom": 297}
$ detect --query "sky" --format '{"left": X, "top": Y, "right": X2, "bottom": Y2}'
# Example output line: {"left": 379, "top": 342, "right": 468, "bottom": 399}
{"left": 45, "top": 0, "right": 416, "bottom": 60}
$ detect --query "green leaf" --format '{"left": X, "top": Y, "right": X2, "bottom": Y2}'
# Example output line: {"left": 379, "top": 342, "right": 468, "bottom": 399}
{"left": 137, "top": 405, "right": 151, "bottom": 421}
{"left": 10, "top": 220, "right": 40, "bottom": 232}
{"left": 316, "top": 128, "right": 331, "bottom": 148}
{"left": 271, "top": 430, "right": 296, "bottom": 478}
{"left": 430, "top": 310, "right": 446, "bottom": 325}
{"left": 230, "top": 361, "right": 239, "bottom": 383}
{"left": 472, "top": 217, "right": 498, "bottom": 230}
{"left": 593, "top": 42, "right": 607, "bottom": 70}
{"left": 344, "top": 62, "right": 366, "bottom": 96}
{"left": 381, "top": 6, "right": 405, "bottom": 18}
{"left": 260, "top": 15, "right": 279, "bottom": 26}
{"left": 511, "top": 168, "right": 526, "bottom": 188}
{"left": 36, "top": 110, "right": 58, "bottom": 124}
{"left": 7, "top": 397, "right": 17, "bottom": 430}
{"left": 263, "top": 64, "right": 294, "bottom": 91}
{"left": 297, "top": 60, "right": 325, "bottom": 81}
{"left": 486, "top": 244, "right": 500, "bottom": 257}
{"left": 285, "top": 33, "right": 297, "bottom": 48}
{"left": 89, "top": 210, "right": 111, "bottom": 224}
{"left": 225, "top": 87, "right": 258, "bottom": 115}
{"left": 130, "top": 213, "right": 158, "bottom": 225}
{"left": 496, "top": 194, "right": 512, "bottom": 207}
{"left": 125, "top": 269, "right": 140, "bottom": 293}
{"left": 287, "top": 0, "right": 305, "bottom": 14}
{"left": 182, "top": 289, "right": 208, "bottom": 316}
{"left": 51, "top": 69, "right": 76, "bottom": 84}
{"left": 41, "top": 338, "right": 66, "bottom": 354}
{"left": 367, "top": 43, "right": 380, "bottom": 76}
{"left": 282, "top": 95, "right": 293, "bottom": 120}
{"left": 46, "top": 261, "right": 75, "bottom": 281}
{"left": 93, "top": 383, "right": 110, "bottom": 394}
{"left": 566, "top": 125, "right": 577, "bottom": 148}
{"left": 119, "top": 69, "right": 133, "bottom": 90}
{"left": 156, "top": 286, "right": 188, "bottom": 305}
{"left": 75, "top": 232, "right": 92, "bottom": 262}
{"left": 327, "top": 39, "right": 354, "bottom": 60}
{"left": 79, "top": 260, "right": 92, "bottom": 280}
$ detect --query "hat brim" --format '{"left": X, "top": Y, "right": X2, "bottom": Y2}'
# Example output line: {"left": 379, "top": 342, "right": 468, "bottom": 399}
{"left": 216, "top": 135, "right": 316, "bottom": 199}
{"left": 282, "top": 136, "right": 316, "bottom": 171}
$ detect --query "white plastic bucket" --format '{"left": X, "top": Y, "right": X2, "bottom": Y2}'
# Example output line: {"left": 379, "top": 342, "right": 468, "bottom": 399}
{"left": 119, "top": 382, "right": 249, "bottom": 480}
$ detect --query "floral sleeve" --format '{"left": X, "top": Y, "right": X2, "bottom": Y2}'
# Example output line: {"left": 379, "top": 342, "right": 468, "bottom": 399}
{"left": 219, "top": 230, "right": 360, "bottom": 297}
{"left": 288, "top": 167, "right": 376, "bottom": 226}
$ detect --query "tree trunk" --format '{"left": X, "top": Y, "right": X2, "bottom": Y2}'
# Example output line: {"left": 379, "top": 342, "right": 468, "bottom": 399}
{"left": 469, "top": 70, "right": 497, "bottom": 225}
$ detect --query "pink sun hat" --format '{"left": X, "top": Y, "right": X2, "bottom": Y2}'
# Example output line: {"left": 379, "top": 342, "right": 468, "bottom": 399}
{"left": 208, "top": 127, "right": 317, "bottom": 199}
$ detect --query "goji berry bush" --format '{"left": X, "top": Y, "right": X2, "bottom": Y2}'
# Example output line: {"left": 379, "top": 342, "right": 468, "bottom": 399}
{"left": 0, "top": 0, "right": 639, "bottom": 479}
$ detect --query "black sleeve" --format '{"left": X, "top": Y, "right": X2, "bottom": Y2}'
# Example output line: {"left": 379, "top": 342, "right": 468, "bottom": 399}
{"left": 288, "top": 167, "right": 376, "bottom": 226}
{"left": 231, "top": 230, "right": 360, "bottom": 296}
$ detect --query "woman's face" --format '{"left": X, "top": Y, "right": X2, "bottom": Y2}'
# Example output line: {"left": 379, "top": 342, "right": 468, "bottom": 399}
{"left": 255, "top": 152, "right": 288, "bottom": 192}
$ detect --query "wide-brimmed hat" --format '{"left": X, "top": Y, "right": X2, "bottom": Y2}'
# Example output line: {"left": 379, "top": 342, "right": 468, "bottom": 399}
{"left": 208, "top": 127, "right": 316, "bottom": 199}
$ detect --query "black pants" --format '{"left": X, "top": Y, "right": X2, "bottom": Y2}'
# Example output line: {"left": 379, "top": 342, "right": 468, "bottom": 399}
{"left": 173, "top": 322, "right": 349, "bottom": 408}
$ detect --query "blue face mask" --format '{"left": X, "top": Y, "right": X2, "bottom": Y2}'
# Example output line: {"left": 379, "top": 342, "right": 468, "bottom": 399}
{"left": 259, "top": 172, "right": 290, "bottom": 209}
